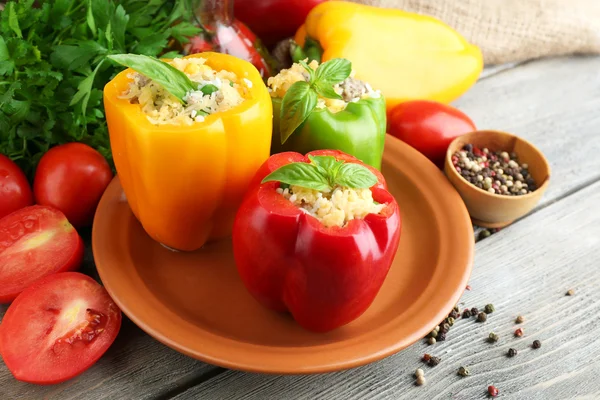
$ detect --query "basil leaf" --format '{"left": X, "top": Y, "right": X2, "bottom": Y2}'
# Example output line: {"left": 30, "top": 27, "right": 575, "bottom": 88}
{"left": 334, "top": 163, "right": 378, "bottom": 189}
{"left": 313, "top": 81, "right": 342, "bottom": 100}
{"left": 262, "top": 162, "right": 331, "bottom": 192}
{"left": 308, "top": 155, "right": 344, "bottom": 180}
{"left": 315, "top": 58, "right": 351, "bottom": 86}
{"left": 107, "top": 54, "right": 196, "bottom": 103}
{"left": 280, "top": 81, "right": 318, "bottom": 144}
{"left": 298, "top": 59, "right": 315, "bottom": 83}
{"left": 200, "top": 84, "right": 219, "bottom": 96}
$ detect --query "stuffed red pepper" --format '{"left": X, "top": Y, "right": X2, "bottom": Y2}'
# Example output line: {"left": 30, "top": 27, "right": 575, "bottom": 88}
{"left": 233, "top": 150, "right": 401, "bottom": 332}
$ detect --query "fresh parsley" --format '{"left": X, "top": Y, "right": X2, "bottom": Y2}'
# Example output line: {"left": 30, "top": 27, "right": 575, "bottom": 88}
{"left": 0, "top": 0, "right": 202, "bottom": 177}
{"left": 261, "top": 155, "right": 378, "bottom": 192}
{"left": 279, "top": 58, "right": 352, "bottom": 144}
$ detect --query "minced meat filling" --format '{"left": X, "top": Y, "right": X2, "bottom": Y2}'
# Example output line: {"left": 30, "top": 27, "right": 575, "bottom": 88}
{"left": 267, "top": 61, "right": 381, "bottom": 113}
{"left": 276, "top": 185, "right": 385, "bottom": 228}
{"left": 121, "top": 57, "right": 251, "bottom": 126}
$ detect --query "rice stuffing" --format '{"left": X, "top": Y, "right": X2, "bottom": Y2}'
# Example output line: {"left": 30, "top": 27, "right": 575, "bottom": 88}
{"left": 121, "top": 57, "right": 251, "bottom": 125}
{"left": 267, "top": 60, "right": 381, "bottom": 113}
{"left": 276, "top": 185, "right": 386, "bottom": 227}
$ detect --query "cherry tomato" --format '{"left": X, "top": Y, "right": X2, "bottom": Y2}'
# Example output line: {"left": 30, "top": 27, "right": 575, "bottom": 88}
{"left": 0, "top": 272, "right": 122, "bottom": 384}
{"left": 234, "top": 0, "right": 326, "bottom": 48}
{"left": 34, "top": 143, "right": 113, "bottom": 228}
{"left": 0, "top": 205, "right": 84, "bottom": 303}
{"left": 388, "top": 100, "right": 477, "bottom": 167}
{"left": 0, "top": 154, "right": 33, "bottom": 219}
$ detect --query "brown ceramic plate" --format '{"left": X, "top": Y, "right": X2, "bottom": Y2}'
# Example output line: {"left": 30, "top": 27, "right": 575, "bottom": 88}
{"left": 92, "top": 135, "right": 474, "bottom": 374}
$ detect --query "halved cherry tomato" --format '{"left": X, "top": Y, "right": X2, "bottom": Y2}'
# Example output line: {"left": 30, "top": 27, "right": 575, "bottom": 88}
{"left": 34, "top": 143, "right": 113, "bottom": 228}
{"left": 388, "top": 100, "right": 477, "bottom": 168}
{"left": 0, "top": 272, "right": 122, "bottom": 384}
{"left": 0, "top": 205, "right": 84, "bottom": 303}
{"left": 0, "top": 154, "right": 33, "bottom": 220}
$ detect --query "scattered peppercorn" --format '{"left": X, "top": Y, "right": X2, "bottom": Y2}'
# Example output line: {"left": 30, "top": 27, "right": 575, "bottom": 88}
{"left": 484, "top": 304, "right": 495, "bottom": 314}
{"left": 458, "top": 366, "right": 470, "bottom": 377}
{"left": 415, "top": 368, "right": 424, "bottom": 378}
{"left": 471, "top": 307, "right": 479, "bottom": 315}
{"left": 428, "top": 356, "right": 441, "bottom": 367}
{"left": 422, "top": 354, "right": 431, "bottom": 362}
{"left": 449, "top": 310, "right": 460, "bottom": 320}
{"left": 429, "top": 330, "right": 438, "bottom": 338}
{"left": 507, "top": 348, "right": 518, "bottom": 357}
{"left": 447, "top": 316, "right": 456, "bottom": 326}
{"left": 453, "top": 305, "right": 460, "bottom": 313}
{"left": 452, "top": 145, "right": 537, "bottom": 196}
{"left": 488, "top": 332, "right": 499, "bottom": 342}
{"left": 416, "top": 375, "right": 426, "bottom": 386}
{"left": 428, "top": 337, "right": 437, "bottom": 345}
{"left": 437, "top": 332, "right": 447, "bottom": 341}
{"left": 477, "top": 312, "right": 487, "bottom": 322}
{"left": 441, "top": 323, "right": 450, "bottom": 333}
{"left": 463, "top": 308, "right": 472, "bottom": 318}
{"left": 566, "top": 289, "right": 575, "bottom": 296}
{"left": 479, "top": 229, "right": 491, "bottom": 240}
{"left": 516, "top": 315, "right": 525, "bottom": 324}
{"left": 514, "top": 328, "right": 524, "bottom": 337}
{"left": 488, "top": 385, "right": 499, "bottom": 397}
{"left": 532, "top": 340, "right": 542, "bottom": 349}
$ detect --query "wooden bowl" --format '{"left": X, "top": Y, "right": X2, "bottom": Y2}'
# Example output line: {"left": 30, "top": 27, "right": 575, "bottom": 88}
{"left": 444, "top": 130, "right": 550, "bottom": 228}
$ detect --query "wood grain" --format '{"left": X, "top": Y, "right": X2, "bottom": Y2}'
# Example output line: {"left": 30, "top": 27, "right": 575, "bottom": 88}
{"left": 172, "top": 180, "right": 600, "bottom": 400}
{"left": 0, "top": 234, "right": 216, "bottom": 400}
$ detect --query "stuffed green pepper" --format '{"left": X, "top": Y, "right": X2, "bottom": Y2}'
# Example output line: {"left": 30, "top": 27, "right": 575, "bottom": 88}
{"left": 267, "top": 58, "right": 386, "bottom": 170}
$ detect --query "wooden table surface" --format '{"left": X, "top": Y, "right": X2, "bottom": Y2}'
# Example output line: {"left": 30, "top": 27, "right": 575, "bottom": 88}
{"left": 2, "top": 56, "right": 600, "bottom": 400}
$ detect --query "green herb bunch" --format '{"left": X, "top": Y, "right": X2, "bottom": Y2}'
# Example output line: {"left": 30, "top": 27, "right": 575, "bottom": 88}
{"left": 0, "top": 0, "right": 202, "bottom": 177}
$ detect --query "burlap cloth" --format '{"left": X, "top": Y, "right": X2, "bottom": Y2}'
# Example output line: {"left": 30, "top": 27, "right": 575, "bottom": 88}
{"left": 274, "top": 0, "right": 600, "bottom": 65}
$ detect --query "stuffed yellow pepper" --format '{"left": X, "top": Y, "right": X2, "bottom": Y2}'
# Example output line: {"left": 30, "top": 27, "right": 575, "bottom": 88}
{"left": 104, "top": 53, "right": 272, "bottom": 251}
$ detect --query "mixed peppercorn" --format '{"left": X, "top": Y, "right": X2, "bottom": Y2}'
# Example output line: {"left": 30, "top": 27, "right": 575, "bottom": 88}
{"left": 451, "top": 144, "right": 537, "bottom": 196}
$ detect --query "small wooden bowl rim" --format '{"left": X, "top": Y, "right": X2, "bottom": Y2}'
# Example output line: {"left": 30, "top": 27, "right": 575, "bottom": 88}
{"left": 445, "top": 130, "right": 551, "bottom": 201}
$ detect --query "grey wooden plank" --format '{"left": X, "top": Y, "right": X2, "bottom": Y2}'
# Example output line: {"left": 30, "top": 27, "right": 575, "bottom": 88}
{"left": 454, "top": 56, "right": 600, "bottom": 210}
{"left": 0, "top": 232, "right": 216, "bottom": 400}
{"left": 172, "top": 180, "right": 600, "bottom": 400}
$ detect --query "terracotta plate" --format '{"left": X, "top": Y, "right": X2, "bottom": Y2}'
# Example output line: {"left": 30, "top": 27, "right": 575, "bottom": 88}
{"left": 93, "top": 135, "right": 474, "bottom": 374}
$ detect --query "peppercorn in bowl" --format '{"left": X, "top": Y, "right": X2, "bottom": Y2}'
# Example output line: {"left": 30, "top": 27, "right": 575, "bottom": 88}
{"left": 444, "top": 130, "right": 550, "bottom": 228}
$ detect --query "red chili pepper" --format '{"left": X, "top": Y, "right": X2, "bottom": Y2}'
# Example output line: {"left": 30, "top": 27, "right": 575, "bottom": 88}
{"left": 232, "top": 150, "right": 401, "bottom": 332}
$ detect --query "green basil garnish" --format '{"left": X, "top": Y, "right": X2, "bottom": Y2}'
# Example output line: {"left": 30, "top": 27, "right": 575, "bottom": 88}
{"left": 107, "top": 54, "right": 196, "bottom": 103}
{"left": 262, "top": 155, "right": 377, "bottom": 191}
{"left": 201, "top": 84, "right": 219, "bottom": 96}
{"left": 280, "top": 81, "right": 318, "bottom": 144}
{"left": 279, "top": 58, "right": 352, "bottom": 144}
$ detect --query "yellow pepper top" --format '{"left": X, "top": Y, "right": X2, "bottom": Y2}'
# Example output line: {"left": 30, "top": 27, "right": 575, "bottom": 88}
{"left": 295, "top": 1, "right": 483, "bottom": 111}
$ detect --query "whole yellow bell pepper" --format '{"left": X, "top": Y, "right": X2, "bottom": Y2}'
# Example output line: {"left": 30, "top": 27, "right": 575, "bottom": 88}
{"left": 103, "top": 53, "right": 272, "bottom": 251}
{"left": 294, "top": 1, "right": 483, "bottom": 111}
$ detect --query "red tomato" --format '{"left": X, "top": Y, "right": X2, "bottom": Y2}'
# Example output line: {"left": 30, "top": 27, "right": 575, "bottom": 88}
{"left": 0, "top": 205, "right": 84, "bottom": 303}
{"left": 34, "top": 143, "right": 113, "bottom": 228}
{"left": 234, "top": 0, "right": 326, "bottom": 47}
{"left": 388, "top": 100, "right": 477, "bottom": 167}
{"left": 0, "top": 272, "right": 122, "bottom": 384}
{"left": 0, "top": 154, "right": 33, "bottom": 219}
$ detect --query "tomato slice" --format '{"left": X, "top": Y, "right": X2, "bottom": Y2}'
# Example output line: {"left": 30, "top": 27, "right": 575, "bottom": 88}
{"left": 0, "top": 272, "right": 122, "bottom": 384}
{"left": 0, "top": 205, "right": 84, "bottom": 303}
